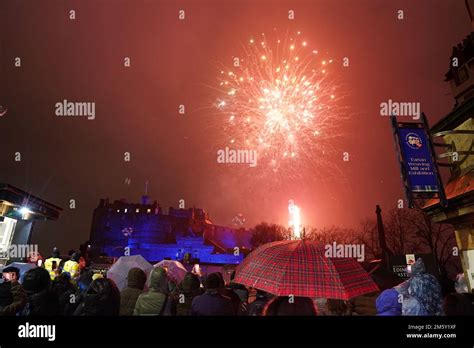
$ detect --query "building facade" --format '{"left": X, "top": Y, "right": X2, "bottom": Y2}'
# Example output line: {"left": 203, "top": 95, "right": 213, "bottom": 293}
{"left": 424, "top": 32, "right": 474, "bottom": 291}
{"left": 88, "top": 196, "right": 251, "bottom": 264}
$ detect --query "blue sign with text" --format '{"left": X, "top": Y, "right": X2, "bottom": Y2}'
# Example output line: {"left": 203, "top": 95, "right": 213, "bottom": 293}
{"left": 398, "top": 127, "right": 438, "bottom": 193}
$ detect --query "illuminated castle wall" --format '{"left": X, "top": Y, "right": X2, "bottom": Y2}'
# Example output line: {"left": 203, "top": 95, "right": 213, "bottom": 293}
{"left": 89, "top": 196, "right": 251, "bottom": 264}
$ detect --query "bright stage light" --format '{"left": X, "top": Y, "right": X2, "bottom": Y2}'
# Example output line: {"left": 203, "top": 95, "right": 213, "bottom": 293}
{"left": 19, "top": 207, "right": 31, "bottom": 219}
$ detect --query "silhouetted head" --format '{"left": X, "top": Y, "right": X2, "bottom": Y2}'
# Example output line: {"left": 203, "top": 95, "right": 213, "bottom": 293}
{"left": 83, "top": 278, "right": 121, "bottom": 315}
{"left": 326, "top": 299, "right": 349, "bottom": 315}
{"left": 52, "top": 247, "right": 60, "bottom": 258}
{"left": 263, "top": 296, "right": 317, "bottom": 316}
{"left": 204, "top": 272, "right": 224, "bottom": 290}
{"left": 23, "top": 267, "right": 51, "bottom": 294}
{"left": 148, "top": 267, "right": 169, "bottom": 293}
{"left": 2, "top": 266, "right": 20, "bottom": 282}
{"left": 180, "top": 272, "right": 201, "bottom": 293}
{"left": 126, "top": 267, "right": 147, "bottom": 290}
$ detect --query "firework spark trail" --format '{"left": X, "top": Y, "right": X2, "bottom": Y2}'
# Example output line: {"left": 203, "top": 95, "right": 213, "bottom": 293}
{"left": 214, "top": 30, "right": 347, "bottom": 181}
{"left": 288, "top": 199, "right": 301, "bottom": 239}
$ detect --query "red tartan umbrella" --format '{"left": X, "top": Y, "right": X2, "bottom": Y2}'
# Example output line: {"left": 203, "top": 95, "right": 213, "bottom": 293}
{"left": 233, "top": 240, "right": 379, "bottom": 300}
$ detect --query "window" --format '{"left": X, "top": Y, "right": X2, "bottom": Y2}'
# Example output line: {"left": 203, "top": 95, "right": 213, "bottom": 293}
{"left": 456, "top": 66, "right": 469, "bottom": 85}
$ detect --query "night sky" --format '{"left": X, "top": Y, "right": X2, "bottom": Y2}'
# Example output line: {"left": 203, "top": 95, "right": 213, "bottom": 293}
{"left": 0, "top": 0, "right": 470, "bottom": 255}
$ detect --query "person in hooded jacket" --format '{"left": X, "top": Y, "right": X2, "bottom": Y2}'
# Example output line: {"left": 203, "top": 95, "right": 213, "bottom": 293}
{"left": 120, "top": 267, "right": 147, "bottom": 315}
{"left": 190, "top": 272, "right": 235, "bottom": 316}
{"left": 20, "top": 267, "right": 58, "bottom": 316}
{"left": 73, "top": 278, "right": 120, "bottom": 316}
{"left": 376, "top": 289, "right": 402, "bottom": 316}
{"left": 172, "top": 272, "right": 202, "bottom": 316}
{"left": 134, "top": 267, "right": 172, "bottom": 315}
{"left": 395, "top": 258, "right": 444, "bottom": 316}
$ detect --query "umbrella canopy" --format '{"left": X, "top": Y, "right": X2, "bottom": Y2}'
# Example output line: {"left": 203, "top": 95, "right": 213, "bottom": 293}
{"left": 3, "top": 262, "right": 36, "bottom": 283}
{"left": 106, "top": 255, "right": 152, "bottom": 291}
{"left": 153, "top": 260, "right": 187, "bottom": 284}
{"left": 234, "top": 240, "right": 379, "bottom": 300}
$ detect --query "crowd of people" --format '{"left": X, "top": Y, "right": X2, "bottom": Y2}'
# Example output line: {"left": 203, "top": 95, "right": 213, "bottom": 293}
{"left": 0, "top": 249, "right": 473, "bottom": 316}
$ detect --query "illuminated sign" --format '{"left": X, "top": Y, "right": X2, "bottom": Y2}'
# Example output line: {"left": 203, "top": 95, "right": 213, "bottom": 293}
{"left": 398, "top": 127, "right": 439, "bottom": 193}
{"left": 391, "top": 114, "right": 447, "bottom": 207}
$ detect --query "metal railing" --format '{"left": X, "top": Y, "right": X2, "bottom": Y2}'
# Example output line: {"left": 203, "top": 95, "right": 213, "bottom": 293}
{"left": 431, "top": 130, "right": 474, "bottom": 168}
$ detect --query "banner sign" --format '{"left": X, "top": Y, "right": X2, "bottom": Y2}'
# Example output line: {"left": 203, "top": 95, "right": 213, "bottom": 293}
{"left": 398, "top": 127, "right": 439, "bottom": 193}
{"left": 391, "top": 114, "right": 447, "bottom": 207}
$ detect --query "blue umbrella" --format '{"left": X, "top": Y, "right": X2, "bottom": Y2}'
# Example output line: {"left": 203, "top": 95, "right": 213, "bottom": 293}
{"left": 4, "top": 262, "right": 36, "bottom": 283}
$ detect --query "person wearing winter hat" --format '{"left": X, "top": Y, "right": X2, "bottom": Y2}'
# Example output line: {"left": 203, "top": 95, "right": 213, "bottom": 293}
{"left": 20, "top": 267, "right": 58, "bottom": 316}
{"left": 120, "top": 268, "right": 147, "bottom": 316}
{"left": 189, "top": 272, "right": 235, "bottom": 316}
{"left": 0, "top": 267, "right": 27, "bottom": 316}
{"left": 376, "top": 289, "right": 402, "bottom": 316}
